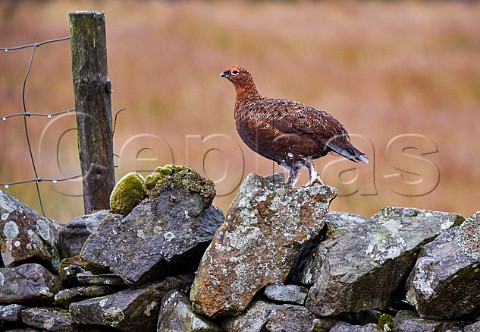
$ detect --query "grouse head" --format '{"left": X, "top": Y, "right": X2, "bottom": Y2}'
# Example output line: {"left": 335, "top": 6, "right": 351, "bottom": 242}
{"left": 220, "top": 66, "right": 260, "bottom": 99}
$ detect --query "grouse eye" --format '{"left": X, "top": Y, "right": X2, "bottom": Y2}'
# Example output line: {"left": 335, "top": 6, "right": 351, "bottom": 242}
{"left": 231, "top": 69, "right": 239, "bottom": 75}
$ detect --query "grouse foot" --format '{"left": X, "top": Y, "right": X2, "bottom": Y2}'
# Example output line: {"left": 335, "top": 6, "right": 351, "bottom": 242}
{"left": 305, "top": 176, "right": 324, "bottom": 186}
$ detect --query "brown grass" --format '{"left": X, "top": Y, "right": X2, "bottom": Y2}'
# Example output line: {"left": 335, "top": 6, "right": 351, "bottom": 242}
{"left": 1, "top": 1, "right": 479, "bottom": 222}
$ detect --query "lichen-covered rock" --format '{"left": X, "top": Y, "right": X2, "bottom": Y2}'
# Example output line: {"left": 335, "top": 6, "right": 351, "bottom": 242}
{"left": 311, "top": 318, "right": 340, "bottom": 332}
{"left": 264, "top": 304, "right": 317, "bottom": 332}
{"left": 222, "top": 301, "right": 276, "bottom": 332}
{"left": 190, "top": 173, "right": 336, "bottom": 318}
{"left": 305, "top": 207, "right": 464, "bottom": 316}
{"left": 110, "top": 172, "right": 147, "bottom": 215}
{"left": 0, "top": 263, "right": 61, "bottom": 305}
{"left": 59, "top": 210, "right": 111, "bottom": 258}
{"left": 465, "top": 321, "right": 480, "bottom": 332}
{"left": 145, "top": 165, "right": 215, "bottom": 205}
{"left": 377, "top": 314, "right": 393, "bottom": 332}
{"left": 69, "top": 275, "right": 193, "bottom": 332}
{"left": 0, "top": 209, "right": 63, "bottom": 271}
{"left": 21, "top": 307, "right": 82, "bottom": 332}
{"left": 0, "top": 304, "right": 26, "bottom": 330}
{"left": 58, "top": 256, "right": 85, "bottom": 286}
{"left": 76, "top": 271, "right": 126, "bottom": 286}
{"left": 330, "top": 322, "right": 382, "bottom": 332}
{"left": 392, "top": 310, "right": 466, "bottom": 332}
{"left": 222, "top": 300, "right": 318, "bottom": 332}
{"left": 157, "top": 290, "right": 222, "bottom": 332}
{"left": 263, "top": 284, "right": 308, "bottom": 305}
{"left": 81, "top": 180, "right": 223, "bottom": 286}
{"left": 0, "top": 190, "right": 41, "bottom": 219}
{"left": 300, "top": 211, "right": 370, "bottom": 285}
{"left": 54, "top": 285, "right": 114, "bottom": 308}
{"left": 405, "top": 211, "right": 480, "bottom": 319}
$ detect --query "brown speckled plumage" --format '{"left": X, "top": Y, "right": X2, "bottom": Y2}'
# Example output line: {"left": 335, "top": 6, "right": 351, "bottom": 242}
{"left": 221, "top": 66, "right": 368, "bottom": 186}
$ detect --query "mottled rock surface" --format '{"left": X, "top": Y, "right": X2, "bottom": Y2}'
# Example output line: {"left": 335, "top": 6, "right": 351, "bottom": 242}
{"left": 392, "top": 310, "right": 465, "bottom": 332}
{"left": 21, "top": 307, "right": 81, "bottom": 332}
{"left": 0, "top": 190, "right": 40, "bottom": 219}
{"left": 223, "top": 300, "right": 317, "bottom": 332}
{"left": 81, "top": 167, "right": 223, "bottom": 286}
{"left": 76, "top": 271, "right": 127, "bottom": 286}
{"left": 311, "top": 318, "right": 340, "bottom": 332}
{"left": 330, "top": 322, "right": 382, "bottom": 332}
{"left": 263, "top": 284, "right": 308, "bottom": 305}
{"left": 300, "top": 211, "right": 369, "bottom": 285}
{"left": 69, "top": 275, "right": 193, "bottom": 332}
{"left": 465, "top": 321, "right": 480, "bottom": 332}
{"left": 59, "top": 210, "right": 110, "bottom": 258}
{"left": 58, "top": 256, "right": 85, "bottom": 286}
{"left": 157, "top": 290, "right": 222, "bottom": 332}
{"left": 0, "top": 209, "right": 63, "bottom": 271}
{"left": 190, "top": 173, "right": 336, "bottom": 318}
{"left": 265, "top": 304, "right": 317, "bottom": 332}
{"left": 54, "top": 285, "right": 113, "bottom": 308}
{"left": 0, "top": 304, "right": 25, "bottom": 329}
{"left": 305, "top": 207, "right": 464, "bottom": 316}
{"left": 222, "top": 301, "right": 276, "bottom": 332}
{"left": 0, "top": 263, "right": 62, "bottom": 305}
{"left": 406, "top": 212, "right": 480, "bottom": 319}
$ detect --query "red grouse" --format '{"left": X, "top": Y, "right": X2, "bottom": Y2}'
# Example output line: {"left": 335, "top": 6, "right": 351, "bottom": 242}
{"left": 221, "top": 65, "right": 368, "bottom": 186}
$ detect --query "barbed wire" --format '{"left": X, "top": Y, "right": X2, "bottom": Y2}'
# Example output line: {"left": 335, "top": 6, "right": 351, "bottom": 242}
{"left": 0, "top": 175, "right": 82, "bottom": 188}
{"left": 1, "top": 108, "right": 75, "bottom": 121}
{"left": 0, "top": 36, "right": 71, "bottom": 52}
{"left": 1, "top": 36, "right": 72, "bottom": 217}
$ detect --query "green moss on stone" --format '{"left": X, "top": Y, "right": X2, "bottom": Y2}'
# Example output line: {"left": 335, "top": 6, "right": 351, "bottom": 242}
{"left": 378, "top": 313, "right": 393, "bottom": 330}
{"left": 58, "top": 255, "right": 83, "bottom": 280}
{"left": 145, "top": 164, "right": 215, "bottom": 203}
{"left": 109, "top": 172, "right": 147, "bottom": 215}
{"left": 80, "top": 256, "right": 110, "bottom": 275}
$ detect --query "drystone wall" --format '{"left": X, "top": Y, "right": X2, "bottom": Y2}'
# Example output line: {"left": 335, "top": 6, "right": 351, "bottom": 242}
{"left": 0, "top": 166, "right": 479, "bottom": 332}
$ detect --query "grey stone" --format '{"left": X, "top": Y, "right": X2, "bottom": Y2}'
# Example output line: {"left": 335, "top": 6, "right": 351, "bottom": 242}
{"left": 305, "top": 207, "right": 464, "bottom": 316}
{"left": 0, "top": 263, "right": 61, "bottom": 305}
{"left": 69, "top": 275, "right": 193, "bottom": 331}
{"left": 76, "top": 271, "right": 127, "bottom": 286}
{"left": 0, "top": 190, "right": 41, "bottom": 220}
{"left": 300, "top": 211, "right": 369, "bottom": 286}
{"left": 406, "top": 211, "right": 480, "bottom": 319}
{"left": 0, "top": 304, "right": 26, "bottom": 329}
{"left": 191, "top": 173, "right": 336, "bottom": 318}
{"left": 157, "top": 290, "right": 222, "bottom": 332}
{"left": 0, "top": 209, "right": 63, "bottom": 271}
{"left": 54, "top": 285, "right": 114, "bottom": 307}
{"left": 265, "top": 304, "right": 316, "bottom": 332}
{"left": 464, "top": 321, "right": 480, "bottom": 332}
{"left": 263, "top": 284, "right": 308, "bottom": 305}
{"left": 21, "top": 307, "right": 81, "bottom": 332}
{"left": 58, "top": 256, "right": 85, "bottom": 286}
{"left": 311, "top": 318, "right": 340, "bottom": 332}
{"left": 80, "top": 188, "right": 223, "bottom": 286}
{"left": 59, "top": 210, "right": 111, "bottom": 258}
{"left": 330, "top": 322, "right": 382, "bottom": 332}
{"left": 222, "top": 301, "right": 276, "bottom": 332}
{"left": 223, "top": 301, "right": 318, "bottom": 332}
{"left": 392, "top": 310, "right": 466, "bottom": 332}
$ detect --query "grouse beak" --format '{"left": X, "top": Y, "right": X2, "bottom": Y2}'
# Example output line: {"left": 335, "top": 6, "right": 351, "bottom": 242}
{"left": 220, "top": 70, "right": 230, "bottom": 78}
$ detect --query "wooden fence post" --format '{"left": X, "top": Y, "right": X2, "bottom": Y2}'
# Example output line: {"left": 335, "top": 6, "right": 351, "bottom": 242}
{"left": 69, "top": 11, "right": 115, "bottom": 214}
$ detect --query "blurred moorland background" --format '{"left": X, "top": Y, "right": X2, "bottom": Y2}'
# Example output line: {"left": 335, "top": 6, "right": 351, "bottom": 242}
{"left": 0, "top": 0, "right": 479, "bottom": 223}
